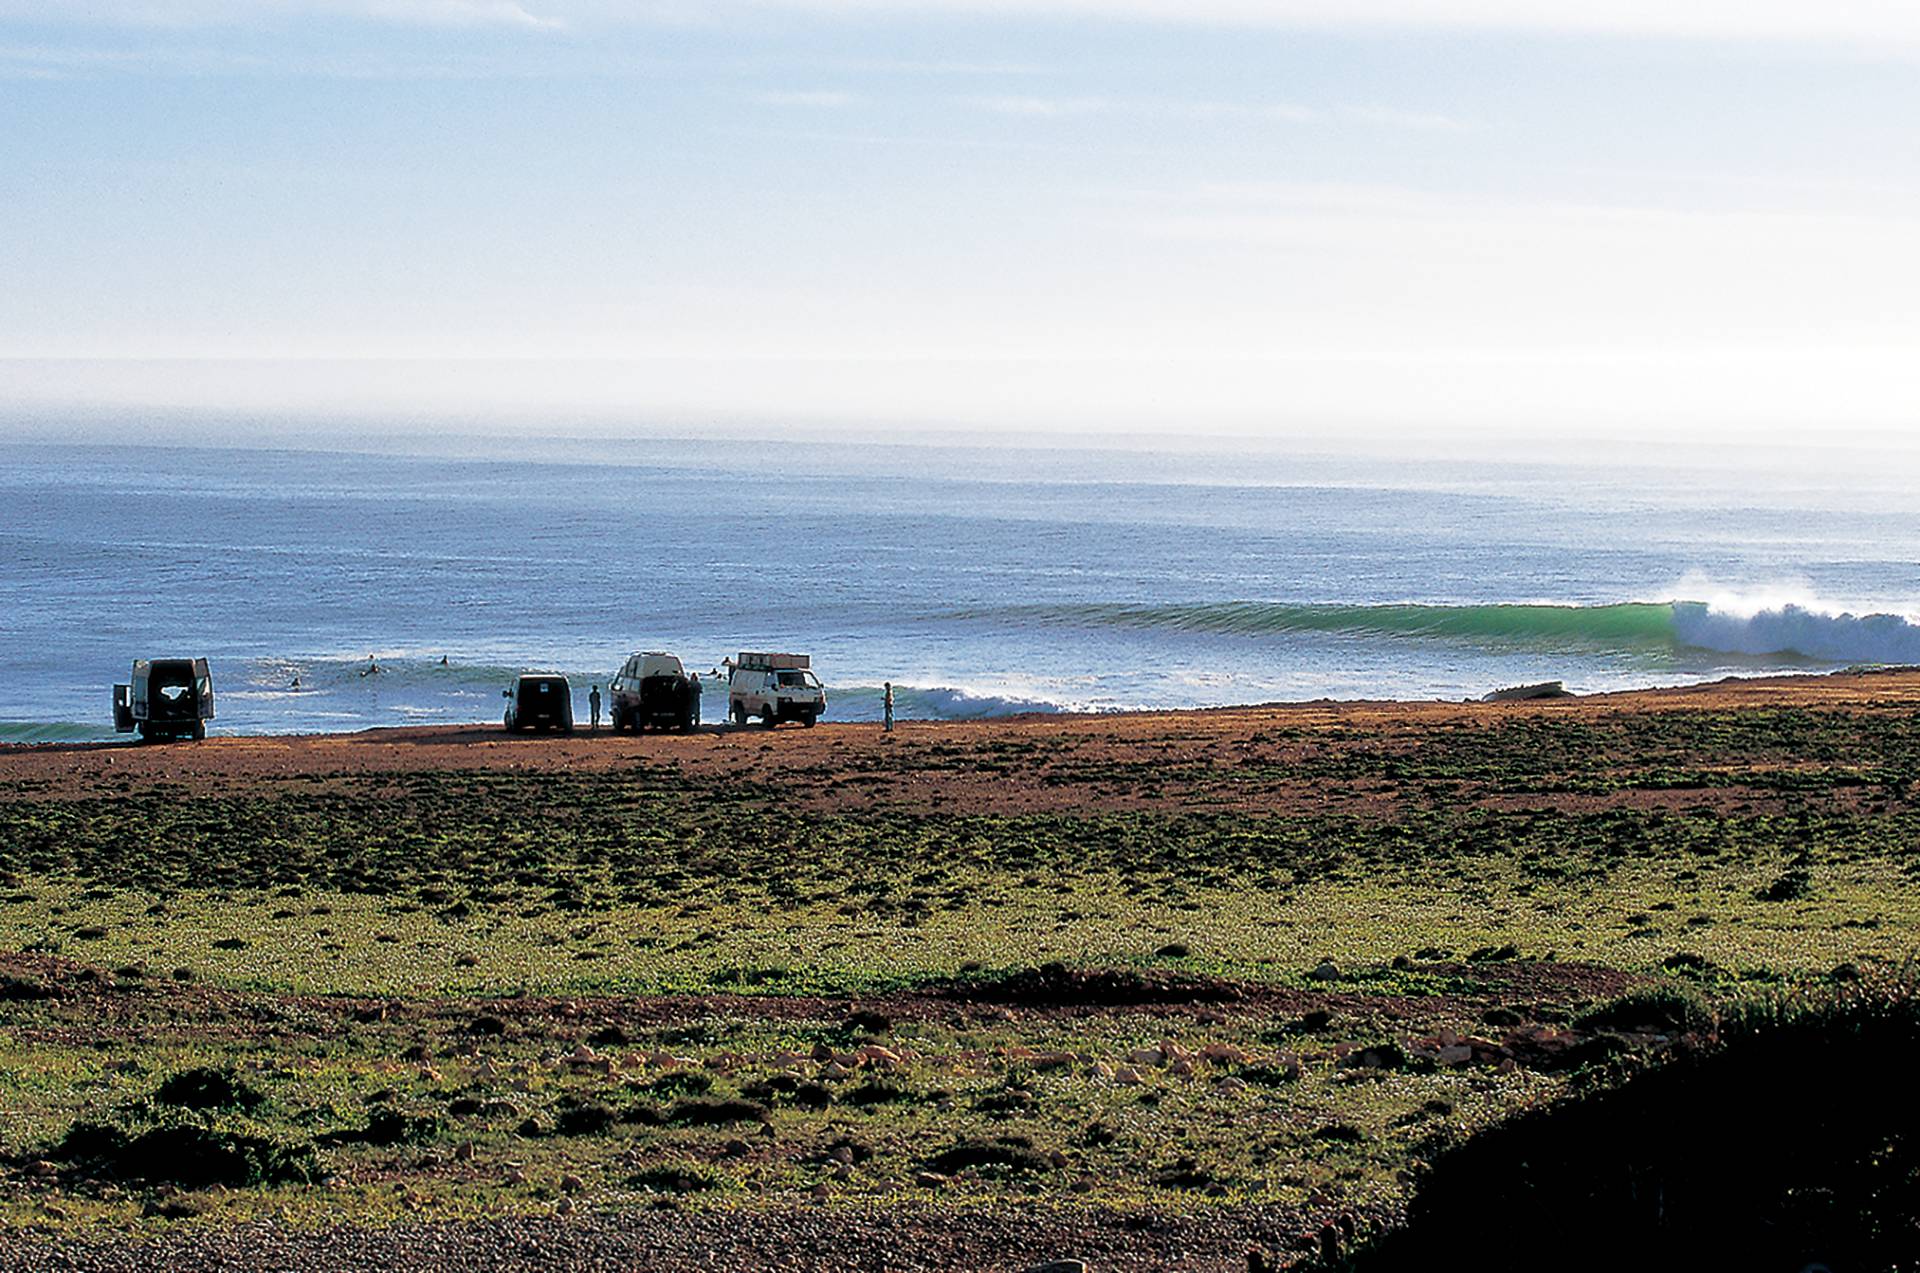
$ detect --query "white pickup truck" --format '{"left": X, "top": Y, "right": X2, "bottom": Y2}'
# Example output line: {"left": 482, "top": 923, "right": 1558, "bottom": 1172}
{"left": 729, "top": 652, "right": 826, "bottom": 728}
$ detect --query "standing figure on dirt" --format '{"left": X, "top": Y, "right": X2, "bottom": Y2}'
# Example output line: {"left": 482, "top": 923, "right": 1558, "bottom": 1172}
{"left": 883, "top": 681, "right": 895, "bottom": 733}
{"left": 689, "top": 673, "right": 702, "bottom": 727}
{"left": 589, "top": 684, "right": 602, "bottom": 731}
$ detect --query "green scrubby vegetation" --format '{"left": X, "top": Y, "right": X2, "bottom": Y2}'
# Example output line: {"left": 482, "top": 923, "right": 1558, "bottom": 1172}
{"left": 0, "top": 699, "right": 1915, "bottom": 1245}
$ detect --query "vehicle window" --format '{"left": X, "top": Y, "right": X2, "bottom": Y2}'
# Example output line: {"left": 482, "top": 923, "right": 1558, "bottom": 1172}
{"left": 153, "top": 667, "right": 194, "bottom": 701}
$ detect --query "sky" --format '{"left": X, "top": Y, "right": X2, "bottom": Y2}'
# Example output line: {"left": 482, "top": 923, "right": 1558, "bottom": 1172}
{"left": 2, "top": 1, "right": 1917, "bottom": 436}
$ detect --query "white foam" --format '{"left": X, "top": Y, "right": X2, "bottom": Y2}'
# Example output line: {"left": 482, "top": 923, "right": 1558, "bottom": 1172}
{"left": 1672, "top": 596, "right": 1920, "bottom": 664}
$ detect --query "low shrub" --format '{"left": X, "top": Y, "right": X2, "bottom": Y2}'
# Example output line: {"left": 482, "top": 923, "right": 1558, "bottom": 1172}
{"left": 52, "top": 1120, "right": 319, "bottom": 1189}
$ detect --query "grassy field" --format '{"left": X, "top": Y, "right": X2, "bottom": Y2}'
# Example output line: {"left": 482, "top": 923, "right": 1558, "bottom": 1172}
{"left": 0, "top": 687, "right": 1915, "bottom": 1263}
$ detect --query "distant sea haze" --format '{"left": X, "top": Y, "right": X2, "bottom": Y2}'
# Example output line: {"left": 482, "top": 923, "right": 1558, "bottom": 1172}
{"left": 3, "top": 436, "right": 1918, "bottom": 740}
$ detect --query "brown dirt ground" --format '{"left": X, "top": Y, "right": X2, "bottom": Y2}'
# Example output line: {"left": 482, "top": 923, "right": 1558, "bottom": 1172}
{"left": 5, "top": 670, "right": 1919, "bottom": 816}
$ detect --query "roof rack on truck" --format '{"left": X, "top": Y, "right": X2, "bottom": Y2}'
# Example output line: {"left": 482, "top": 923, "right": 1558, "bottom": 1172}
{"left": 735, "top": 652, "right": 810, "bottom": 671}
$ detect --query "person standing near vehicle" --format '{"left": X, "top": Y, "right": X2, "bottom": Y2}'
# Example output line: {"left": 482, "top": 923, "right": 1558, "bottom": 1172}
{"left": 589, "top": 684, "right": 602, "bottom": 731}
{"left": 883, "top": 682, "right": 895, "bottom": 733}
{"left": 689, "top": 672, "right": 702, "bottom": 726}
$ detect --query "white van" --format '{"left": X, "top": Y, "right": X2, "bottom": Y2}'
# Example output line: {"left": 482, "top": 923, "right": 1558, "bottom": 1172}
{"left": 729, "top": 652, "right": 826, "bottom": 728}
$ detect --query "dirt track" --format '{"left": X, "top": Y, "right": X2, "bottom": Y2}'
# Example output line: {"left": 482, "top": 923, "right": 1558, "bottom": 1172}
{"left": 6, "top": 669, "right": 1919, "bottom": 814}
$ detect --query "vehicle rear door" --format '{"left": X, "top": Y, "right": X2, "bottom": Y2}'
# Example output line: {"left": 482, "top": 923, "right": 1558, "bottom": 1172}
{"left": 194, "top": 658, "right": 214, "bottom": 718}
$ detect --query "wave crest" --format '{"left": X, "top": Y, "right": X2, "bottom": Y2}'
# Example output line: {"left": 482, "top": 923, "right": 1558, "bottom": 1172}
{"left": 1671, "top": 601, "right": 1920, "bottom": 665}
{"left": 952, "top": 597, "right": 1920, "bottom": 665}
{"left": 0, "top": 721, "right": 115, "bottom": 745}
{"left": 833, "top": 684, "right": 1065, "bottom": 721}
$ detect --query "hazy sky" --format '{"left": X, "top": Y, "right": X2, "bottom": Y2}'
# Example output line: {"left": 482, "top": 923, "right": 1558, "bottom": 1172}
{"left": 3, "top": 1, "right": 1917, "bottom": 434}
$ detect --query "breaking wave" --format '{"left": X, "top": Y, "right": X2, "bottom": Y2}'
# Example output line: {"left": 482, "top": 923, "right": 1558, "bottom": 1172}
{"left": 1669, "top": 601, "right": 1920, "bottom": 665}
{"left": 0, "top": 721, "right": 117, "bottom": 745}
{"left": 832, "top": 685, "right": 1066, "bottom": 721}
{"left": 954, "top": 598, "right": 1920, "bottom": 665}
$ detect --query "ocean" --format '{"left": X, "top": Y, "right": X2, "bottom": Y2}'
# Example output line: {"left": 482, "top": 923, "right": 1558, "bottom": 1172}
{"left": 5, "top": 432, "right": 1920, "bottom": 741}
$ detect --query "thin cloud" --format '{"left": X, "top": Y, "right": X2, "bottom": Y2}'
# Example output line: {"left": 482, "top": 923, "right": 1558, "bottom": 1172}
{"left": 0, "top": 1, "right": 567, "bottom": 30}
{"left": 0, "top": 39, "right": 554, "bottom": 78}
{"left": 752, "top": 89, "right": 860, "bottom": 107}
{"left": 965, "top": 95, "right": 1466, "bottom": 130}
{"left": 970, "top": 94, "right": 1110, "bottom": 117}
{"left": 10, "top": 0, "right": 1920, "bottom": 48}
{"left": 1342, "top": 104, "right": 1468, "bottom": 132}
{"left": 730, "top": 0, "right": 1920, "bottom": 46}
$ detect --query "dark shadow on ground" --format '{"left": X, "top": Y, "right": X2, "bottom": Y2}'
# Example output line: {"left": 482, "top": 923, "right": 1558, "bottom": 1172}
{"left": 1341, "top": 982, "right": 1920, "bottom": 1273}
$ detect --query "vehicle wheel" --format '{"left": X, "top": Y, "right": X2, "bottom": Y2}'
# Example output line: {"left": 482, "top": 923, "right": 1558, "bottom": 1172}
{"left": 802, "top": 714, "right": 817, "bottom": 728}
{"left": 680, "top": 712, "right": 694, "bottom": 733}
{"left": 732, "top": 703, "right": 747, "bottom": 726}
{"left": 191, "top": 722, "right": 207, "bottom": 741}
{"left": 762, "top": 709, "right": 778, "bottom": 729}
{"left": 135, "top": 722, "right": 150, "bottom": 742}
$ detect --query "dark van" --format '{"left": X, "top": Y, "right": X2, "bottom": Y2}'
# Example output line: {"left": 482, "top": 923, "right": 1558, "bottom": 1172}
{"left": 113, "top": 658, "right": 214, "bottom": 742}
{"left": 504, "top": 672, "right": 574, "bottom": 733}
